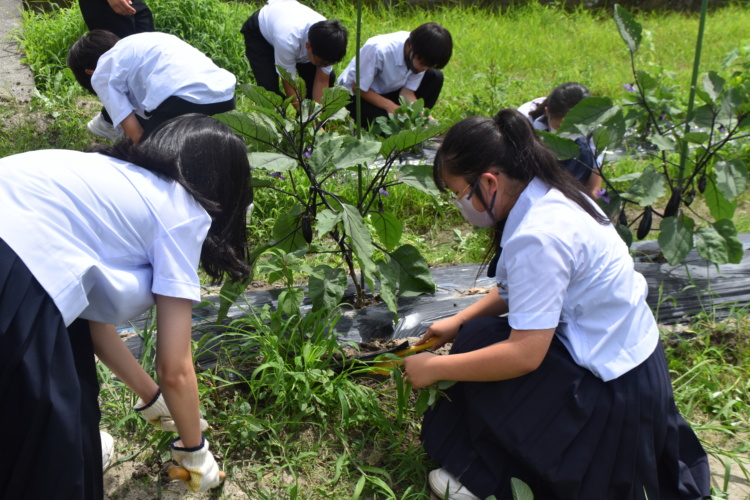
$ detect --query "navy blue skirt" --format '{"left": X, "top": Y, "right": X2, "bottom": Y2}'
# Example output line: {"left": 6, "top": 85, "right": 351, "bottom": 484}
{"left": 421, "top": 316, "right": 710, "bottom": 500}
{"left": 0, "top": 240, "right": 103, "bottom": 499}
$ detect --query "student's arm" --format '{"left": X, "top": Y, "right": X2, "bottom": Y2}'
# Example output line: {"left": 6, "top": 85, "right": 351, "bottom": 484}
{"left": 107, "top": 0, "right": 136, "bottom": 15}
{"left": 415, "top": 286, "right": 508, "bottom": 348}
{"left": 404, "top": 327, "right": 555, "bottom": 389}
{"left": 89, "top": 321, "right": 159, "bottom": 402}
{"left": 154, "top": 294, "right": 202, "bottom": 448}
{"left": 587, "top": 169, "right": 603, "bottom": 199}
{"left": 120, "top": 112, "right": 144, "bottom": 144}
{"left": 311, "top": 67, "right": 330, "bottom": 104}
{"left": 399, "top": 87, "right": 417, "bottom": 104}
{"left": 360, "top": 88, "right": 400, "bottom": 115}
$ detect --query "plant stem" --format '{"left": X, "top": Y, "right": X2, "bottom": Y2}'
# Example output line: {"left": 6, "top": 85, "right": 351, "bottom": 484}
{"left": 678, "top": 0, "right": 709, "bottom": 183}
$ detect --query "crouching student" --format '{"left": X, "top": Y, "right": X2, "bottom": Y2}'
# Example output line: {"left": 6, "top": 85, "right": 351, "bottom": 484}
{"left": 337, "top": 22, "right": 452, "bottom": 128}
{"left": 518, "top": 82, "right": 603, "bottom": 199}
{"left": 403, "top": 110, "right": 710, "bottom": 500}
{"left": 241, "top": 0, "right": 348, "bottom": 103}
{"left": 68, "top": 30, "right": 236, "bottom": 144}
{"left": 0, "top": 115, "right": 253, "bottom": 499}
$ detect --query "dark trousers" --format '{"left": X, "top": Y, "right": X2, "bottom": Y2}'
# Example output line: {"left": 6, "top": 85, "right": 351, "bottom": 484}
{"left": 79, "top": 0, "right": 154, "bottom": 38}
{"left": 346, "top": 68, "right": 444, "bottom": 129}
{"left": 0, "top": 240, "right": 102, "bottom": 499}
{"left": 241, "top": 10, "right": 336, "bottom": 100}
{"left": 101, "top": 95, "right": 236, "bottom": 140}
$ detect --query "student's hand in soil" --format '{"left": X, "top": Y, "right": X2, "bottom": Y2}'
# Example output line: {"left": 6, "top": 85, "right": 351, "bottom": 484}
{"left": 170, "top": 437, "right": 223, "bottom": 492}
{"left": 403, "top": 352, "right": 441, "bottom": 389}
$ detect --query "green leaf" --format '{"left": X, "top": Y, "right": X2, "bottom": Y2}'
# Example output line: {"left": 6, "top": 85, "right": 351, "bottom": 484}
{"left": 390, "top": 244, "right": 436, "bottom": 297}
{"left": 648, "top": 133, "right": 677, "bottom": 152}
{"left": 702, "top": 72, "right": 725, "bottom": 103}
{"left": 277, "top": 287, "right": 304, "bottom": 317}
{"left": 309, "top": 265, "right": 347, "bottom": 311}
{"left": 596, "top": 191, "right": 622, "bottom": 221}
{"left": 379, "top": 121, "right": 445, "bottom": 157}
{"left": 695, "top": 224, "right": 733, "bottom": 264}
{"left": 376, "top": 258, "right": 399, "bottom": 321}
{"left": 719, "top": 87, "right": 742, "bottom": 126}
{"left": 217, "top": 279, "right": 250, "bottom": 323}
{"left": 319, "top": 85, "right": 352, "bottom": 122}
{"left": 689, "top": 105, "right": 716, "bottom": 130}
{"left": 557, "top": 97, "right": 619, "bottom": 137}
{"left": 398, "top": 163, "right": 441, "bottom": 197}
{"left": 614, "top": 5, "right": 642, "bottom": 55}
{"left": 309, "top": 136, "right": 346, "bottom": 176}
{"left": 277, "top": 65, "right": 306, "bottom": 102}
{"left": 272, "top": 205, "right": 307, "bottom": 253}
{"left": 593, "top": 109, "right": 626, "bottom": 152}
{"left": 658, "top": 215, "right": 695, "bottom": 265}
{"left": 616, "top": 224, "right": 633, "bottom": 247}
{"left": 248, "top": 152, "right": 298, "bottom": 172}
{"left": 215, "top": 110, "right": 280, "bottom": 144}
{"left": 714, "top": 159, "right": 748, "bottom": 201}
{"left": 237, "top": 82, "right": 283, "bottom": 109}
{"left": 624, "top": 165, "right": 667, "bottom": 206}
{"left": 315, "top": 209, "right": 343, "bottom": 237}
{"left": 537, "top": 131, "right": 580, "bottom": 160}
{"left": 370, "top": 211, "right": 403, "bottom": 251}
{"left": 704, "top": 178, "right": 737, "bottom": 220}
{"left": 511, "top": 478, "right": 535, "bottom": 500}
{"left": 714, "top": 219, "right": 744, "bottom": 264}
{"left": 683, "top": 132, "right": 710, "bottom": 145}
{"left": 341, "top": 204, "right": 377, "bottom": 275}
{"left": 332, "top": 136, "right": 382, "bottom": 171}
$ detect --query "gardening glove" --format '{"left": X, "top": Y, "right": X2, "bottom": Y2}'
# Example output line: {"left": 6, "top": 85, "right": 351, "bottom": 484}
{"left": 170, "top": 436, "right": 222, "bottom": 492}
{"left": 134, "top": 389, "right": 209, "bottom": 432}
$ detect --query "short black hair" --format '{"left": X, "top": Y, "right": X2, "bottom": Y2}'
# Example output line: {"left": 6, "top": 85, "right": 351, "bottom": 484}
{"left": 408, "top": 22, "right": 452, "bottom": 70}
{"left": 67, "top": 30, "right": 121, "bottom": 94}
{"left": 308, "top": 20, "right": 348, "bottom": 65}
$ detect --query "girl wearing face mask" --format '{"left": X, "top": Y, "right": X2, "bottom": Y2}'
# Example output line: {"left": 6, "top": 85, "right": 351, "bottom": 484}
{"left": 403, "top": 110, "right": 710, "bottom": 500}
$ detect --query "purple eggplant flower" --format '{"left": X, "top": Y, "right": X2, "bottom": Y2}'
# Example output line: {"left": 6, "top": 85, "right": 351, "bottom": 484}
{"left": 719, "top": 125, "right": 727, "bottom": 133}
{"left": 623, "top": 83, "right": 636, "bottom": 92}
{"left": 269, "top": 172, "right": 287, "bottom": 181}
{"left": 379, "top": 188, "right": 390, "bottom": 197}
{"left": 596, "top": 189, "right": 610, "bottom": 203}
{"left": 304, "top": 148, "right": 312, "bottom": 158}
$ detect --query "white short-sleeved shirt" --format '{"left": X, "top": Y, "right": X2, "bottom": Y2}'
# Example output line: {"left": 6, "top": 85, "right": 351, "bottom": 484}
{"left": 517, "top": 97, "right": 548, "bottom": 131}
{"left": 0, "top": 150, "right": 211, "bottom": 327}
{"left": 91, "top": 32, "right": 236, "bottom": 128}
{"left": 337, "top": 31, "right": 425, "bottom": 95}
{"left": 494, "top": 178, "right": 658, "bottom": 381}
{"left": 258, "top": 0, "right": 333, "bottom": 78}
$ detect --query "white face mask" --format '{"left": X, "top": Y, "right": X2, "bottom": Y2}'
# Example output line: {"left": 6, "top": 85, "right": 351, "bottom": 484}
{"left": 452, "top": 180, "right": 497, "bottom": 227}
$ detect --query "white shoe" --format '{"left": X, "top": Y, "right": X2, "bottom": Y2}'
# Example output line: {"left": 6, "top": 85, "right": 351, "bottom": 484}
{"left": 87, "top": 112, "right": 122, "bottom": 142}
{"left": 100, "top": 431, "right": 114, "bottom": 471}
{"left": 428, "top": 468, "right": 480, "bottom": 500}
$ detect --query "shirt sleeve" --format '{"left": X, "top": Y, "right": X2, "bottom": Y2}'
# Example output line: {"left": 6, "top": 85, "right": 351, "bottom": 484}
{"left": 149, "top": 215, "right": 210, "bottom": 302}
{"left": 90, "top": 48, "right": 137, "bottom": 128}
{"left": 502, "top": 231, "right": 574, "bottom": 330}
{"left": 273, "top": 38, "right": 301, "bottom": 78}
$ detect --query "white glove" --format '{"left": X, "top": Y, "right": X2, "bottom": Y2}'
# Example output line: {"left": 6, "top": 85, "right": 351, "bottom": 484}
{"left": 134, "top": 390, "right": 208, "bottom": 432}
{"left": 170, "top": 437, "right": 222, "bottom": 492}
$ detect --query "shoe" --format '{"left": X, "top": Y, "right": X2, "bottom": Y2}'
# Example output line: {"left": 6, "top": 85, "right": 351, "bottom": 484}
{"left": 100, "top": 431, "right": 114, "bottom": 471}
{"left": 428, "top": 468, "right": 480, "bottom": 500}
{"left": 87, "top": 112, "right": 122, "bottom": 142}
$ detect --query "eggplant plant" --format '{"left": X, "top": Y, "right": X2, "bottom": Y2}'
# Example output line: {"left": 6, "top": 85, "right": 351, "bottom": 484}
{"left": 215, "top": 69, "right": 443, "bottom": 321}
{"left": 540, "top": 3, "right": 749, "bottom": 266}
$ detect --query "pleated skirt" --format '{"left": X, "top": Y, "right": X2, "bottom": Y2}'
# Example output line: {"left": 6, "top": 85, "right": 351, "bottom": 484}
{"left": 421, "top": 316, "right": 711, "bottom": 500}
{"left": 0, "top": 239, "right": 103, "bottom": 500}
